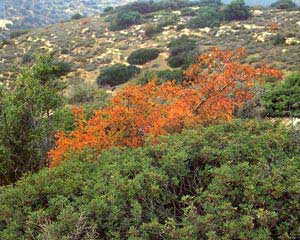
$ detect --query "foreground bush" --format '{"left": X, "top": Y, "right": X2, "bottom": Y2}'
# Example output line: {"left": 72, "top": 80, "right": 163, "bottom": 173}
{"left": 127, "top": 48, "right": 160, "bottom": 65}
{"left": 0, "top": 120, "right": 300, "bottom": 239}
{"left": 0, "top": 55, "right": 71, "bottom": 185}
{"left": 263, "top": 73, "right": 300, "bottom": 117}
{"left": 97, "top": 64, "right": 140, "bottom": 87}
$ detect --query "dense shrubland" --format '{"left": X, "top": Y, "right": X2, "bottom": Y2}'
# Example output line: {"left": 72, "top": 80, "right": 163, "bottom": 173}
{"left": 1, "top": 120, "right": 300, "bottom": 239}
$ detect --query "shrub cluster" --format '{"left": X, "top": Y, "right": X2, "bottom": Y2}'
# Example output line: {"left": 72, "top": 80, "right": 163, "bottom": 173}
{"left": 97, "top": 64, "right": 141, "bottom": 87}
{"left": 127, "top": 48, "right": 160, "bottom": 65}
{"left": 0, "top": 120, "right": 299, "bottom": 239}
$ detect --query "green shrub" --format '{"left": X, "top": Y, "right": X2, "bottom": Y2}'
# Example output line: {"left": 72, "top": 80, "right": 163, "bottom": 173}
{"left": 263, "top": 73, "right": 300, "bottom": 117}
{"left": 144, "top": 24, "right": 163, "bottom": 37}
{"left": 271, "top": 34, "right": 286, "bottom": 45}
{"left": 0, "top": 120, "right": 299, "bottom": 239}
{"left": 181, "top": 7, "right": 197, "bottom": 16}
{"left": 97, "top": 64, "right": 140, "bottom": 87}
{"left": 127, "top": 48, "right": 160, "bottom": 65}
{"left": 222, "top": 0, "right": 251, "bottom": 21}
{"left": 156, "top": 69, "right": 184, "bottom": 83}
{"left": 9, "top": 29, "right": 30, "bottom": 39}
{"left": 110, "top": 11, "right": 141, "bottom": 31}
{"left": 137, "top": 69, "right": 184, "bottom": 85}
{"left": 71, "top": 13, "right": 84, "bottom": 20}
{"left": 167, "top": 35, "right": 197, "bottom": 68}
{"left": 188, "top": 6, "right": 221, "bottom": 29}
{"left": 271, "top": 0, "right": 297, "bottom": 9}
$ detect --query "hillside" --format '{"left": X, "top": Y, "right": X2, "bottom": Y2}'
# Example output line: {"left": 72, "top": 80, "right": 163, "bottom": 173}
{"left": 0, "top": 0, "right": 135, "bottom": 39}
{"left": 1, "top": 7, "right": 300, "bottom": 86}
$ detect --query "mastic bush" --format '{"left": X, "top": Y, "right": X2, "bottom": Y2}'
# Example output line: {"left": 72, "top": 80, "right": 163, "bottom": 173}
{"left": 127, "top": 48, "right": 160, "bottom": 65}
{"left": 222, "top": 0, "right": 251, "bottom": 21}
{"left": 137, "top": 69, "right": 184, "bottom": 85}
{"left": 97, "top": 64, "right": 140, "bottom": 87}
{"left": 271, "top": 0, "right": 297, "bottom": 9}
{"left": 1, "top": 120, "right": 300, "bottom": 239}
{"left": 188, "top": 6, "right": 221, "bottom": 29}
{"left": 167, "top": 35, "right": 197, "bottom": 68}
{"left": 110, "top": 11, "right": 142, "bottom": 31}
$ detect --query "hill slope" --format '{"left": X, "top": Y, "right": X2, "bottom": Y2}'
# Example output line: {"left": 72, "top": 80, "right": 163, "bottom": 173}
{"left": 1, "top": 8, "right": 300, "bottom": 86}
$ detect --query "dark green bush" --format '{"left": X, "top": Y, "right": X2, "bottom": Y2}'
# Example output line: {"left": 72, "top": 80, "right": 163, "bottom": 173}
{"left": 222, "top": 0, "right": 251, "bottom": 21}
{"left": 188, "top": 6, "right": 221, "bottom": 29}
{"left": 181, "top": 7, "right": 197, "bottom": 16}
{"left": 144, "top": 24, "right": 163, "bottom": 37}
{"left": 167, "top": 36, "right": 197, "bottom": 68}
{"left": 9, "top": 29, "right": 30, "bottom": 39}
{"left": 97, "top": 64, "right": 140, "bottom": 87}
{"left": 71, "top": 13, "right": 84, "bottom": 20}
{"left": 271, "top": 34, "right": 286, "bottom": 45}
{"left": 271, "top": 0, "right": 297, "bottom": 9}
{"left": 110, "top": 11, "right": 141, "bottom": 31}
{"left": 0, "top": 120, "right": 299, "bottom": 239}
{"left": 118, "top": 0, "right": 198, "bottom": 15}
{"left": 127, "top": 48, "right": 160, "bottom": 65}
{"left": 137, "top": 69, "right": 184, "bottom": 85}
{"left": 263, "top": 73, "right": 300, "bottom": 117}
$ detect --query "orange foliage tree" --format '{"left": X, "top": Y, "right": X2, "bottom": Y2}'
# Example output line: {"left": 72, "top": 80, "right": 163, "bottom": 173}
{"left": 49, "top": 48, "right": 282, "bottom": 167}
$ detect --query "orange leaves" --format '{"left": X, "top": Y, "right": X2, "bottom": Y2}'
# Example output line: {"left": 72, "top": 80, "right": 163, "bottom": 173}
{"left": 48, "top": 48, "right": 282, "bottom": 167}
